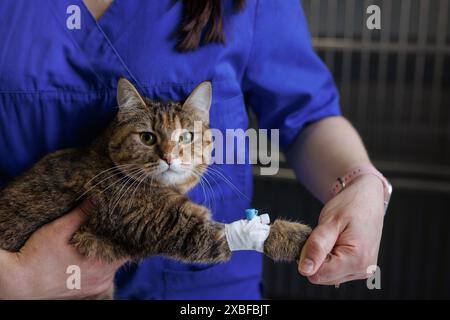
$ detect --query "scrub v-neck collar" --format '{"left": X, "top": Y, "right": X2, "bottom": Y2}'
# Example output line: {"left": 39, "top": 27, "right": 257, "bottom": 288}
{"left": 49, "top": 0, "right": 143, "bottom": 89}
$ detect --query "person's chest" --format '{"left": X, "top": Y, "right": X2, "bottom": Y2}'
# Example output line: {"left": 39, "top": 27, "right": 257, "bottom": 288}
{"left": 0, "top": 0, "right": 255, "bottom": 100}
{"left": 83, "top": 0, "right": 114, "bottom": 21}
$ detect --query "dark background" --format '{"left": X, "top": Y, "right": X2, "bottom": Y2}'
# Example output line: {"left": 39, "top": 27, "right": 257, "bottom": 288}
{"left": 253, "top": 0, "right": 450, "bottom": 299}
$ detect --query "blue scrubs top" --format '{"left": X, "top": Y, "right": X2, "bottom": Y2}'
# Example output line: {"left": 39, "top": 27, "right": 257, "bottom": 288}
{"left": 0, "top": 0, "right": 341, "bottom": 299}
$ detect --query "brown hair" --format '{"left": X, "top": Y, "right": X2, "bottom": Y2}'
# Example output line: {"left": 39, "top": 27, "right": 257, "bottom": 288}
{"left": 177, "top": 0, "right": 246, "bottom": 52}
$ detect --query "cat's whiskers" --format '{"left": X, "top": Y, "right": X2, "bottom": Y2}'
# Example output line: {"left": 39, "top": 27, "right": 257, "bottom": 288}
{"left": 77, "top": 164, "right": 141, "bottom": 200}
{"left": 97, "top": 166, "right": 144, "bottom": 198}
{"left": 196, "top": 169, "right": 226, "bottom": 204}
{"left": 199, "top": 171, "right": 215, "bottom": 211}
{"left": 141, "top": 163, "right": 164, "bottom": 178}
{"left": 196, "top": 175, "right": 209, "bottom": 208}
{"left": 104, "top": 171, "right": 137, "bottom": 211}
{"left": 191, "top": 165, "right": 250, "bottom": 202}
{"left": 188, "top": 169, "right": 209, "bottom": 208}
{"left": 198, "top": 173, "right": 212, "bottom": 210}
{"left": 143, "top": 162, "right": 159, "bottom": 170}
{"left": 76, "top": 164, "right": 134, "bottom": 199}
{"left": 202, "top": 165, "right": 250, "bottom": 201}
{"left": 188, "top": 169, "right": 215, "bottom": 211}
{"left": 83, "top": 163, "right": 138, "bottom": 188}
{"left": 124, "top": 169, "right": 150, "bottom": 215}
{"left": 109, "top": 168, "right": 146, "bottom": 215}
{"left": 182, "top": 164, "right": 211, "bottom": 200}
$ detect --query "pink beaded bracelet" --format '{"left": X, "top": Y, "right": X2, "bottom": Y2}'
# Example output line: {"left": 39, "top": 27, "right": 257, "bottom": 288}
{"left": 330, "top": 166, "right": 393, "bottom": 212}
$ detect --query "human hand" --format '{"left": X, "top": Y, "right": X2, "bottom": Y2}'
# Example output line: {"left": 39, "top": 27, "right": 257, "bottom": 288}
{"left": 298, "top": 174, "right": 385, "bottom": 285}
{"left": 0, "top": 203, "right": 126, "bottom": 299}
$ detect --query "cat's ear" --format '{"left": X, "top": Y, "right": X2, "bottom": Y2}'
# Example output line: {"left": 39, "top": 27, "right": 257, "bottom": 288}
{"left": 182, "top": 81, "right": 212, "bottom": 122}
{"left": 117, "top": 77, "right": 146, "bottom": 109}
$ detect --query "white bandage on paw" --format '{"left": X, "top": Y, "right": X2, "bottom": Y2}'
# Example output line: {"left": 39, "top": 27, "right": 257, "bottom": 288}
{"left": 258, "top": 213, "right": 270, "bottom": 225}
{"left": 224, "top": 214, "right": 271, "bottom": 253}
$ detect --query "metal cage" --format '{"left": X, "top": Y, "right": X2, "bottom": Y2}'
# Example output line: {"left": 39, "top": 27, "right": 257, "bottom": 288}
{"left": 304, "top": 0, "right": 450, "bottom": 171}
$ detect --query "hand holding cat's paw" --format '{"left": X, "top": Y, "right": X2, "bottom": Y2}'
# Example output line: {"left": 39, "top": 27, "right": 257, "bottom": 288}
{"left": 298, "top": 174, "right": 384, "bottom": 285}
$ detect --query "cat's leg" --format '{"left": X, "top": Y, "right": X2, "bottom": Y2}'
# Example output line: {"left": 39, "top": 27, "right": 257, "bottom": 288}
{"left": 263, "top": 219, "right": 312, "bottom": 262}
{"left": 163, "top": 221, "right": 231, "bottom": 263}
{"left": 155, "top": 202, "right": 231, "bottom": 264}
{"left": 143, "top": 201, "right": 310, "bottom": 264}
{"left": 0, "top": 149, "right": 95, "bottom": 251}
{"left": 71, "top": 227, "right": 125, "bottom": 263}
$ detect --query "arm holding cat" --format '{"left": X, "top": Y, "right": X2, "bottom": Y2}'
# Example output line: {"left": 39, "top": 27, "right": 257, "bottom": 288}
{"left": 287, "top": 116, "right": 385, "bottom": 285}
{"left": 0, "top": 207, "right": 124, "bottom": 299}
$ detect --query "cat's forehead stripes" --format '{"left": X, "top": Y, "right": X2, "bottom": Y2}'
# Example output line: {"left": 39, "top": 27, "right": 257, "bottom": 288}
{"left": 150, "top": 103, "right": 190, "bottom": 132}
{"left": 117, "top": 96, "right": 204, "bottom": 140}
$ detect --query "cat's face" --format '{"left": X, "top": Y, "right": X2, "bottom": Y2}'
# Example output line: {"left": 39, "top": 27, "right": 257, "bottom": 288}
{"left": 108, "top": 78, "right": 212, "bottom": 191}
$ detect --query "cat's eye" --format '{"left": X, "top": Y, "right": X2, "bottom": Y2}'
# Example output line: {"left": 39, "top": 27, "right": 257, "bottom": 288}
{"left": 179, "top": 131, "right": 194, "bottom": 144}
{"left": 140, "top": 132, "right": 157, "bottom": 146}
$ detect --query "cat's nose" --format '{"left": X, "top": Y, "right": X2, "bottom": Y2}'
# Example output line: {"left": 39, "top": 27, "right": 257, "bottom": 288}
{"left": 162, "top": 154, "right": 173, "bottom": 165}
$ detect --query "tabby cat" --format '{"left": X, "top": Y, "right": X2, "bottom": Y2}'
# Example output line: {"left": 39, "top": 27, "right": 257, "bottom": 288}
{"left": 0, "top": 78, "right": 311, "bottom": 267}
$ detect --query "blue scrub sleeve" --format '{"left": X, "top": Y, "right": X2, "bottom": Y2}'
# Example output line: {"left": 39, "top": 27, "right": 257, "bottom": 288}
{"left": 242, "top": 0, "right": 342, "bottom": 151}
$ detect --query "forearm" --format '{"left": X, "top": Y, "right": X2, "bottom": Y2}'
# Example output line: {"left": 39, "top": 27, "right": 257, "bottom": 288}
{"left": 286, "top": 116, "right": 372, "bottom": 203}
{"left": 292, "top": 116, "right": 386, "bottom": 282}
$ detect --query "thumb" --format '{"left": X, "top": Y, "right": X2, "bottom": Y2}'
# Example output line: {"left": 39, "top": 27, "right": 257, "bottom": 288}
{"left": 47, "top": 202, "right": 91, "bottom": 241}
{"left": 298, "top": 223, "right": 340, "bottom": 276}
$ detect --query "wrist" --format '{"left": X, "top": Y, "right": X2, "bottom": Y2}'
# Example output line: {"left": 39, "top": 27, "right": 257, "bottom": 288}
{"left": 352, "top": 174, "right": 385, "bottom": 199}
{"left": 329, "top": 165, "right": 393, "bottom": 212}
{"left": 353, "top": 172, "right": 383, "bottom": 187}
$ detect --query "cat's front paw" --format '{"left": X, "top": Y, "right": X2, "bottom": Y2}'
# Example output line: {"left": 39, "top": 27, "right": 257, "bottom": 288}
{"left": 264, "top": 220, "right": 312, "bottom": 262}
{"left": 181, "top": 202, "right": 211, "bottom": 221}
{"left": 71, "top": 231, "right": 119, "bottom": 263}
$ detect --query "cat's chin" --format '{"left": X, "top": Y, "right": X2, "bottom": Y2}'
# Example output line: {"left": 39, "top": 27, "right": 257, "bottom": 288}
{"left": 157, "top": 169, "right": 191, "bottom": 187}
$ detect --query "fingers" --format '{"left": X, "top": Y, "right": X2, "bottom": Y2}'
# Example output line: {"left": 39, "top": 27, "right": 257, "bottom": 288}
{"left": 78, "top": 198, "right": 94, "bottom": 216}
{"left": 307, "top": 246, "right": 374, "bottom": 285}
{"left": 307, "top": 251, "right": 356, "bottom": 284}
{"left": 312, "top": 273, "right": 368, "bottom": 286}
{"left": 298, "top": 223, "right": 340, "bottom": 276}
{"left": 53, "top": 209, "right": 86, "bottom": 241}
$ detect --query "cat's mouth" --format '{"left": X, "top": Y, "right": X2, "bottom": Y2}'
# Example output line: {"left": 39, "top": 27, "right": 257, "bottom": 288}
{"left": 142, "top": 160, "right": 192, "bottom": 185}
{"left": 160, "top": 162, "right": 178, "bottom": 173}
{"left": 161, "top": 167, "right": 178, "bottom": 175}
{"left": 143, "top": 161, "right": 179, "bottom": 173}
{"left": 153, "top": 161, "right": 186, "bottom": 177}
{"left": 156, "top": 166, "right": 191, "bottom": 186}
